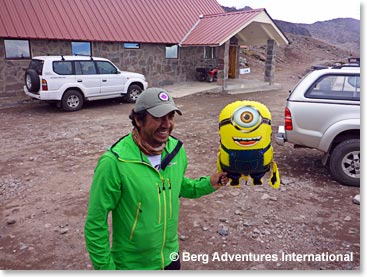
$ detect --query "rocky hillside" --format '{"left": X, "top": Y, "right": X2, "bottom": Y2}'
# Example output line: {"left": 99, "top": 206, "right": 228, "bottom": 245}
{"left": 274, "top": 20, "right": 311, "bottom": 37}
{"left": 298, "top": 18, "right": 360, "bottom": 54}
{"left": 274, "top": 18, "right": 360, "bottom": 55}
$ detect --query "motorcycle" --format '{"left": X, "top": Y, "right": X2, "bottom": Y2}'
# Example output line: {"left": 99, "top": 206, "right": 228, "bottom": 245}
{"left": 196, "top": 65, "right": 218, "bottom": 82}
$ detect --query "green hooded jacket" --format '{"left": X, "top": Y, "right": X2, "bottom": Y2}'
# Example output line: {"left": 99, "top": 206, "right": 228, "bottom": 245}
{"left": 84, "top": 133, "right": 215, "bottom": 270}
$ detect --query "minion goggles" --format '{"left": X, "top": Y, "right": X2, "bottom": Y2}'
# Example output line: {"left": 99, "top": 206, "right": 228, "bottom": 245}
{"left": 219, "top": 106, "right": 271, "bottom": 132}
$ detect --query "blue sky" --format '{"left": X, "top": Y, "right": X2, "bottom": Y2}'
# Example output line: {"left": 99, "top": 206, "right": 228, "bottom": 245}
{"left": 216, "top": 0, "right": 361, "bottom": 24}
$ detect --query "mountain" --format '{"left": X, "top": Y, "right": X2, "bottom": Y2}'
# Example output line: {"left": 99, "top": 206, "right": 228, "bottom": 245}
{"left": 298, "top": 18, "right": 360, "bottom": 54}
{"left": 273, "top": 18, "right": 360, "bottom": 55}
{"left": 273, "top": 20, "right": 312, "bottom": 37}
{"left": 221, "top": 5, "right": 252, "bottom": 12}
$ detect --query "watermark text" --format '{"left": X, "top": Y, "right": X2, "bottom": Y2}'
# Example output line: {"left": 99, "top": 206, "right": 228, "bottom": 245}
{"left": 171, "top": 251, "right": 354, "bottom": 264}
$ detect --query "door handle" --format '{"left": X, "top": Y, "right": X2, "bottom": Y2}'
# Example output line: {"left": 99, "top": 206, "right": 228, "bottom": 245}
{"left": 77, "top": 80, "right": 83, "bottom": 82}
{"left": 102, "top": 79, "right": 107, "bottom": 82}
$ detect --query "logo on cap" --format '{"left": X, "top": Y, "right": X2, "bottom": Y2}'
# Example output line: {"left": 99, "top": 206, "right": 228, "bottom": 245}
{"left": 158, "top": 92, "right": 169, "bottom": 102}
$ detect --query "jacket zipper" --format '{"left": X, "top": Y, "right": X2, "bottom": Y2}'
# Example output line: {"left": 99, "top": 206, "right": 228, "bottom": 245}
{"left": 117, "top": 157, "right": 168, "bottom": 269}
{"left": 168, "top": 179, "right": 172, "bottom": 219}
{"left": 156, "top": 183, "right": 161, "bottom": 224}
{"left": 160, "top": 179, "right": 167, "bottom": 269}
{"left": 129, "top": 201, "right": 141, "bottom": 240}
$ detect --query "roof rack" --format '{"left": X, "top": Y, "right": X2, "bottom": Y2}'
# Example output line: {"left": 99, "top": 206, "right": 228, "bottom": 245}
{"left": 332, "top": 64, "right": 360, "bottom": 69}
{"left": 313, "top": 57, "right": 360, "bottom": 70}
{"left": 348, "top": 57, "right": 360, "bottom": 64}
{"left": 330, "top": 57, "right": 360, "bottom": 69}
{"left": 74, "top": 54, "right": 94, "bottom": 60}
{"left": 312, "top": 65, "right": 329, "bottom": 70}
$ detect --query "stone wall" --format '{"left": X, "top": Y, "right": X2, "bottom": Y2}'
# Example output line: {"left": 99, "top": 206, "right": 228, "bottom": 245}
{"left": 0, "top": 39, "right": 218, "bottom": 97}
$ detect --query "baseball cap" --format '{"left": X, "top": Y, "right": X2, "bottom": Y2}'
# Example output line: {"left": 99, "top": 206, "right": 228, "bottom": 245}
{"left": 134, "top": 87, "right": 182, "bottom": 117}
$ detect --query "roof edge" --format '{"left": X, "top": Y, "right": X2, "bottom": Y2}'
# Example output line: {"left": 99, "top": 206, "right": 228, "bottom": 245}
{"left": 202, "top": 8, "right": 265, "bottom": 18}
{"left": 262, "top": 8, "right": 290, "bottom": 45}
{"left": 179, "top": 17, "right": 202, "bottom": 46}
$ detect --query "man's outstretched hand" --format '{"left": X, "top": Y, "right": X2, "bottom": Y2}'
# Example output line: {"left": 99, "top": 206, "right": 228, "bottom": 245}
{"left": 210, "top": 172, "right": 228, "bottom": 190}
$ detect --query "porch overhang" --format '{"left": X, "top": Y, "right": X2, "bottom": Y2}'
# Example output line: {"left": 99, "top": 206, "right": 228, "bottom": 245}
{"left": 180, "top": 9, "right": 289, "bottom": 47}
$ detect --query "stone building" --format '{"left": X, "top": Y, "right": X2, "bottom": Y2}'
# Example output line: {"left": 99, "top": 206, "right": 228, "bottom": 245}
{"left": 0, "top": 0, "right": 289, "bottom": 98}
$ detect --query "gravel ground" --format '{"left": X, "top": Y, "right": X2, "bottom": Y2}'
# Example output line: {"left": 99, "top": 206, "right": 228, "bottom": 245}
{"left": 0, "top": 82, "right": 360, "bottom": 270}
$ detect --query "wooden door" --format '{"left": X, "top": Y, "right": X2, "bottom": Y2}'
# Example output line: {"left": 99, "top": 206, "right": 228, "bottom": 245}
{"left": 228, "top": 46, "right": 237, "bottom": 79}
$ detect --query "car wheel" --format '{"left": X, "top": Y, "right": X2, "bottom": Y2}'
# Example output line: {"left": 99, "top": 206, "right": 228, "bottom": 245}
{"left": 25, "top": 69, "right": 40, "bottom": 92}
{"left": 61, "top": 90, "right": 84, "bottom": 112}
{"left": 329, "top": 139, "right": 360, "bottom": 187}
{"left": 124, "top": 84, "right": 142, "bottom": 103}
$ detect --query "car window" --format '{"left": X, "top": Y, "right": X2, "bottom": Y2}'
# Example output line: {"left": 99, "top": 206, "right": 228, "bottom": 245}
{"left": 29, "top": 59, "right": 44, "bottom": 75}
{"left": 75, "top": 61, "right": 97, "bottom": 75}
{"left": 53, "top": 61, "right": 73, "bottom": 75}
{"left": 306, "top": 74, "right": 360, "bottom": 101}
{"left": 347, "top": 76, "right": 360, "bottom": 88}
{"left": 96, "top": 61, "right": 118, "bottom": 74}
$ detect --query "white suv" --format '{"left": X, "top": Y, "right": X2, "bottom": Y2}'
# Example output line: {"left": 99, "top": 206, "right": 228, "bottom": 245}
{"left": 24, "top": 55, "right": 148, "bottom": 111}
{"left": 276, "top": 60, "right": 360, "bottom": 187}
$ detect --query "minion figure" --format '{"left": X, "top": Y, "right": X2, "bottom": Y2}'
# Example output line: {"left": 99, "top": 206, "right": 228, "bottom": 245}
{"left": 217, "top": 100, "right": 280, "bottom": 189}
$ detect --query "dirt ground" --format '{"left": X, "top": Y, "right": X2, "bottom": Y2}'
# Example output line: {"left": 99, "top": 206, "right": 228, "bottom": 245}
{"left": 0, "top": 54, "right": 360, "bottom": 270}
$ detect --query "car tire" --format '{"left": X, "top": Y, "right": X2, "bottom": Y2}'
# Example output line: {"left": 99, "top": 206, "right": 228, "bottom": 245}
{"left": 61, "top": 90, "right": 84, "bottom": 112}
{"left": 329, "top": 139, "right": 360, "bottom": 187}
{"left": 124, "top": 84, "right": 142, "bottom": 103}
{"left": 25, "top": 69, "right": 40, "bottom": 92}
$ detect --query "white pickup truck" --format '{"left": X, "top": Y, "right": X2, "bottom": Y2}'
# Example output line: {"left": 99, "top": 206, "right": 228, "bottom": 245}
{"left": 276, "top": 60, "right": 360, "bottom": 187}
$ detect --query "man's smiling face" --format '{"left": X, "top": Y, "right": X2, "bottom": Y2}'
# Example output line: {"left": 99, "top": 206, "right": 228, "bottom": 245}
{"left": 137, "top": 111, "right": 175, "bottom": 148}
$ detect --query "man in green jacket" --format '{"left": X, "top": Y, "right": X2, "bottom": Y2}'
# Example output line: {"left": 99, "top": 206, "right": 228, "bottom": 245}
{"left": 84, "top": 87, "right": 227, "bottom": 270}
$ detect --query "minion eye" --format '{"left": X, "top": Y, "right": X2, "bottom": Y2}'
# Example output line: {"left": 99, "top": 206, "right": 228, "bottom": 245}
{"left": 233, "top": 107, "right": 260, "bottom": 128}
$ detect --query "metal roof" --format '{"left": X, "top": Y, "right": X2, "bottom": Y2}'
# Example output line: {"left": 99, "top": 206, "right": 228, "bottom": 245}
{"left": 180, "top": 9, "right": 290, "bottom": 46}
{"left": 0, "top": 0, "right": 224, "bottom": 43}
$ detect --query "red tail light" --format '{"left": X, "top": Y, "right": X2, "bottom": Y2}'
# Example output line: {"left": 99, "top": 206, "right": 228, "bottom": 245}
{"left": 284, "top": 107, "right": 293, "bottom": 131}
{"left": 41, "top": 79, "right": 48, "bottom": 91}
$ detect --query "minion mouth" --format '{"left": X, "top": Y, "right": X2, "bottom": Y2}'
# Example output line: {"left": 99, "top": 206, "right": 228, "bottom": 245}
{"left": 233, "top": 136, "right": 262, "bottom": 147}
